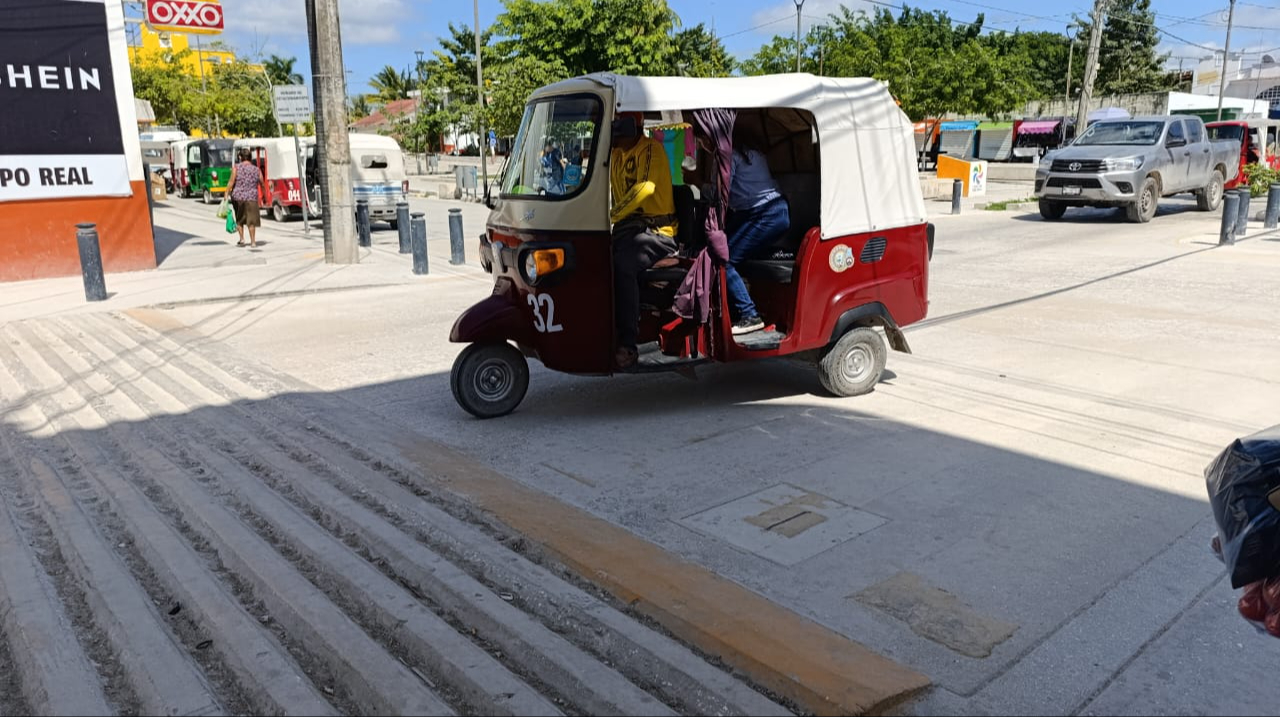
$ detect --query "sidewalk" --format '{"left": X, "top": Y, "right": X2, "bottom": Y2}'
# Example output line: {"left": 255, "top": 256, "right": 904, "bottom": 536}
{"left": 0, "top": 196, "right": 493, "bottom": 324}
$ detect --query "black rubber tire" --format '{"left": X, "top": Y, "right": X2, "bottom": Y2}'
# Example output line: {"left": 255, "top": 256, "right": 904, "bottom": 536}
{"left": 203, "top": 188, "right": 213, "bottom": 205}
{"left": 450, "top": 342, "right": 530, "bottom": 419}
{"left": 1125, "top": 177, "right": 1159, "bottom": 223}
{"left": 1039, "top": 199, "right": 1067, "bottom": 221}
{"left": 388, "top": 219, "right": 399, "bottom": 231}
{"left": 818, "top": 327, "right": 887, "bottom": 397}
{"left": 1196, "top": 170, "right": 1224, "bottom": 211}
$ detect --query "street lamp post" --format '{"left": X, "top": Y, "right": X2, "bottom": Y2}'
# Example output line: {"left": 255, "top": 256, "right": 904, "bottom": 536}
{"left": 1065, "top": 24, "right": 1077, "bottom": 102}
{"left": 793, "top": 0, "right": 805, "bottom": 73}
{"left": 474, "top": 0, "right": 489, "bottom": 199}
{"left": 414, "top": 49, "right": 425, "bottom": 153}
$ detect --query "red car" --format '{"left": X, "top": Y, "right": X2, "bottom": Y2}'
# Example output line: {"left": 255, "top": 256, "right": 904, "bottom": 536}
{"left": 449, "top": 74, "right": 933, "bottom": 418}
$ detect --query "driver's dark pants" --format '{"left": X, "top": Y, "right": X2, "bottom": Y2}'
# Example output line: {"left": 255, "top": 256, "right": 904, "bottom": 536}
{"left": 613, "top": 217, "right": 678, "bottom": 351}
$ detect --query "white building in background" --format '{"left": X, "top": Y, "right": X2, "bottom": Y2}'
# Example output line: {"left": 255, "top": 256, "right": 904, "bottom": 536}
{"left": 1225, "top": 55, "right": 1280, "bottom": 108}
{"left": 1191, "top": 53, "right": 1280, "bottom": 108}
{"left": 1190, "top": 53, "right": 1246, "bottom": 96}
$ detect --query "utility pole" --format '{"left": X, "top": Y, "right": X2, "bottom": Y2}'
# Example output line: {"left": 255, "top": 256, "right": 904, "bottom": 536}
{"left": 793, "top": 0, "right": 805, "bottom": 72}
{"left": 474, "top": 0, "right": 489, "bottom": 198}
{"left": 1216, "top": 0, "right": 1237, "bottom": 122}
{"left": 1075, "top": 0, "right": 1107, "bottom": 134}
{"left": 305, "top": 0, "right": 358, "bottom": 265}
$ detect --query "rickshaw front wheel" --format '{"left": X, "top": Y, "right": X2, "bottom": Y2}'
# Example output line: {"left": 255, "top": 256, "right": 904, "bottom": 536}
{"left": 451, "top": 342, "right": 530, "bottom": 419}
{"left": 819, "top": 327, "right": 887, "bottom": 397}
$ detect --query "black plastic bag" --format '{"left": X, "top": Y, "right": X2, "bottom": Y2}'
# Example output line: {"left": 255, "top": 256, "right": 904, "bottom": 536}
{"left": 1207, "top": 425, "right": 1280, "bottom": 588}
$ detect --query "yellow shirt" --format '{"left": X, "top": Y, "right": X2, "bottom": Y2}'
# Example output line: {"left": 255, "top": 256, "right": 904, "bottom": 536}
{"left": 610, "top": 136, "right": 676, "bottom": 237}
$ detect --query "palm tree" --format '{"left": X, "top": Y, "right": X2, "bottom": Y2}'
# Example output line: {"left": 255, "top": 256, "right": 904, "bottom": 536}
{"left": 369, "top": 65, "right": 413, "bottom": 102}
{"left": 349, "top": 94, "right": 372, "bottom": 121}
{"left": 264, "top": 55, "right": 303, "bottom": 85}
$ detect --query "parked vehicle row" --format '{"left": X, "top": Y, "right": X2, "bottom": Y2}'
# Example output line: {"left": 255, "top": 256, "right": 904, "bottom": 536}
{"left": 1034, "top": 115, "right": 1241, "bottom": 223}
{"left": 164, "top": 134, "right": 409, "bottom": 225}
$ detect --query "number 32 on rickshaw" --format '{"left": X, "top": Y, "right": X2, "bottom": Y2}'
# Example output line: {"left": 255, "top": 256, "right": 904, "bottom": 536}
{"left": 527, "top": 293, "right": 563, "bottom": 333}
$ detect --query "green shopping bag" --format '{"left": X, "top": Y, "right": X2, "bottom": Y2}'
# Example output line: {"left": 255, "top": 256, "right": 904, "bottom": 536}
{"left": 225, "top": 207, "right": 236, "bottom": 233}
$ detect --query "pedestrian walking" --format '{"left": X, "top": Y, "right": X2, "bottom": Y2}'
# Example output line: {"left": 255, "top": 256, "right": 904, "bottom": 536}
{"left": 228, "top": 149, "right": 266, "bottom": 248}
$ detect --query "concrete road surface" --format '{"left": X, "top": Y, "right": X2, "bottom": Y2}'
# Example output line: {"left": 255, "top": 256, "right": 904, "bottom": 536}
{"left": 154, "top": 197, "right": 1280, "bottom": 714}
{"left": 2, "top": 191, "right": 1279, "bottom": 714}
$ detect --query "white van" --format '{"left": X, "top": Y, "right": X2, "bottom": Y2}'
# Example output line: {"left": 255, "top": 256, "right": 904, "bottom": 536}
{"left": 233, "top": 137, "right": 320, "bottom": 221}
{"left": 348, "top": 134, "right": 408, "bottom": 228}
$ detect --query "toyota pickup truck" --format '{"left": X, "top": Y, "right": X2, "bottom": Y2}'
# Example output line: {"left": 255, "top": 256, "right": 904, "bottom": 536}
{"left": 1035, "top": 116, "right": 1240, "bottom": 223}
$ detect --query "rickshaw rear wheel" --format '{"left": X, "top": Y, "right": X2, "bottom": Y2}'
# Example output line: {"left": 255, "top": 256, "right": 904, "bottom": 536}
{"left": 451, "top": 342, "right": 530, "bottom": 419}
{"left": 819, "top": 327, "right": 887, "bottom": 397}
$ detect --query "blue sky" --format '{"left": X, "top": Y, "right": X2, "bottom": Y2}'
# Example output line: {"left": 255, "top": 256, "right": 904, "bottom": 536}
{"left": 207, "top": 0, "right": 1280, "bottom": 92}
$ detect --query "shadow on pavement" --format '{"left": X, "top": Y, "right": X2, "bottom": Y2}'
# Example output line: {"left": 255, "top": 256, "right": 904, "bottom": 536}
{"left": 153, "top": 225, "right": 203, "bottom": 265}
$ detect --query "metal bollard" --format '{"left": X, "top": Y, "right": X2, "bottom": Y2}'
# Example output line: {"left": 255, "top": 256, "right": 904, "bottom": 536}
{"left": 1235, "top": 188, "right": 1251, "bottom": 238}
{"left": 1220, "top": 191, "right": 1239, "bottom": 245}
{"left": 356, "top": 199, "right": 371, "bottom": 247}
{"left": 396, "top": 201, "right": 411, "bottom": 254}
{"left": 448, "top": 207, "right": 465, "bottom": 265}
{"left": 75, "top": 223, "right": 108, "bottom": 301}
{"left": 1265, "top": 184, "right": 1280, "bottom": 230}
{"left": 951, "top": 179, "right": 962, "bottom": 215}
{"left": 411, "top": 212, "right": 429, "bottom": 275}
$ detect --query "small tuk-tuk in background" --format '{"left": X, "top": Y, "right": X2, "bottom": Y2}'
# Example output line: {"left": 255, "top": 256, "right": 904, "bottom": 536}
{"left": 233, "top": 137, "right": 320, "bottom": 222}
{"left": 169, "top": 139, "right": 194, "bottom": 197}
{"left": 1012, "top": 117, "right": 1076, "bottom": 161}
{"left": 185, "top": 138, "right": 236, "bottom": 204}
{"left": 449, "top": 73, "right": 933, "bottom": 418}
{"left": 1207, "top": 118, "right": 1280, "bottom": 189}
{"left": 349, "top": 134, "right": 409, "bottom": 228}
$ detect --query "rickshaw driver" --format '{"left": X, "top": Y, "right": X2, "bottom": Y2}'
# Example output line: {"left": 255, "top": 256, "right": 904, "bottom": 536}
{"left": 609, "top": 114, "right": 679, "bottom": 369}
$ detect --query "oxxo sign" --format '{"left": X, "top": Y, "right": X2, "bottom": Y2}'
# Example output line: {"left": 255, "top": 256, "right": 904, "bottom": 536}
{"left": 146, "top": 0, "right": 224, "bottom": 35}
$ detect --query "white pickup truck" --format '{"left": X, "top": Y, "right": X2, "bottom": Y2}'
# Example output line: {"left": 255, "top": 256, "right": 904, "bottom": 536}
{"left": 1035, "top": 116, "right": 1241, "bottom": 223}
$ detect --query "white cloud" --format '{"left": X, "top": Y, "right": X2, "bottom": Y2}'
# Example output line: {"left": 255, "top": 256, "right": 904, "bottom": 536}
{"left": 216, "top": 0, "right": 414, "bottom": 49}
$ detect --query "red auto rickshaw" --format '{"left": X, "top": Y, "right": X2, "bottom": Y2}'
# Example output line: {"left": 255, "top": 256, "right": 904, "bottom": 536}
{"left": 449, "top": 73, "right": 933, "bottom": 418}
{"left": 1207, "top": 119, "right": 1280, "bottom": 189}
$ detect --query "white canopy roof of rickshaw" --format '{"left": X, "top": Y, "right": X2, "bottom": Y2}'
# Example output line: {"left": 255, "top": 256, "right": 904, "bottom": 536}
{"left": 534, "top": 73, "right": 928, "bottom": 238}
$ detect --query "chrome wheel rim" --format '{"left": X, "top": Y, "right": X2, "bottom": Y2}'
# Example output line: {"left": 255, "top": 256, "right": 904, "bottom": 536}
{"left": 1142, "top": 188, "right": 1154, "bottom": 216}
{"left": 842, "top": 345, "right": 873, "bottom": 383}
{"left": 473, "top": 358, "right": 514, "bottom": 402}
{"left": 1211, "top": 178, "right": 1222, "bottom": 207}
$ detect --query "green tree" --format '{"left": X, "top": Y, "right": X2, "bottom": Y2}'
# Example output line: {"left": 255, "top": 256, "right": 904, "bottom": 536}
{"left": 488, "top": 55, "right": 570, "bottom": 136}
{"left": 671, "top": 24, "right": 734, "bottom": 77}
{"left": 263, "top": 55, "right": 303, "bottom": 85}
{"left": 744, "top": 5, "right": 1033, "bottom": 121}
{"left": 349, "top": 94, "right": 372, "bottom": 122}
{"left": 131, "top": 50, "right": 198, "bottom": 129}
{"left": 1092, "top": 0, "right": 1175, "bottom": 95}
{"left": 369, "top": 65, "right": 413, "bottom": 102}
{"left": 201, "top": 60, "right": 277, "bottom": 136}
{"left": 495, "top": 0, "right": 680, "bottom": 77}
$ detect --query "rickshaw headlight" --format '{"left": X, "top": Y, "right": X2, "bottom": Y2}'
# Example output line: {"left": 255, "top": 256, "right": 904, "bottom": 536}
{"left": 522, "top": 248, "right": 565, "bottom": 284}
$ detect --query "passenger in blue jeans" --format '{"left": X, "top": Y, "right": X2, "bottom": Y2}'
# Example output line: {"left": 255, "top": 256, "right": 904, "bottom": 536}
{"left": 726, "top": 129, "right": 790, "bottom": 335}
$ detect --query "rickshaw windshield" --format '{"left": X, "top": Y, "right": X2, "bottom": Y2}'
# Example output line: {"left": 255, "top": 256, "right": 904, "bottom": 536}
{"left": 501, "top": 95, "right": 602, "bottom": 199}
{"left": 209, "top": 147, "right": 235, "bottom": 166}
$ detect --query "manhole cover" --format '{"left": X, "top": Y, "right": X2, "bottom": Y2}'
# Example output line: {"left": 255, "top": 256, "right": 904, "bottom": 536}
{"left": 680, "top": 484, "right": 886, "bottom": 566}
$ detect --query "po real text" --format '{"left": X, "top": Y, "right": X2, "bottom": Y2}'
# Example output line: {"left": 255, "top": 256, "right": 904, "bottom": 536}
{"left": 0, "top": 165, "right": 94, "bottom": 188}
